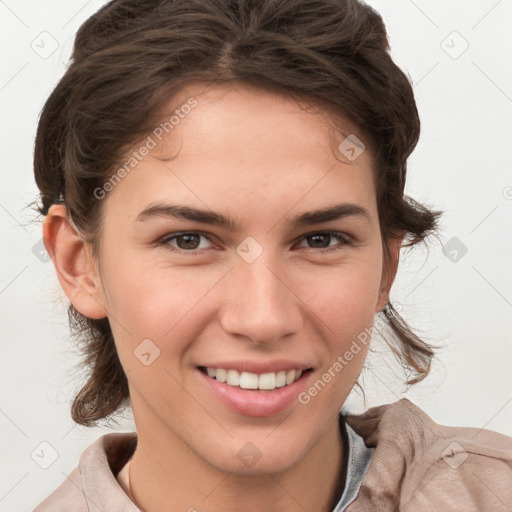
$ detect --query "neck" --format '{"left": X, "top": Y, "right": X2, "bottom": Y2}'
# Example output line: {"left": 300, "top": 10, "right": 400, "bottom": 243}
{"left": 128, "top": 408, "right": 346, "bottom": 512}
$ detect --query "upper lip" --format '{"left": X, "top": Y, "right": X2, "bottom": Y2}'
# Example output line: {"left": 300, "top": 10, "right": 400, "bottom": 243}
{"left": 198, "top": 360, "right": 313, "bottom": 374}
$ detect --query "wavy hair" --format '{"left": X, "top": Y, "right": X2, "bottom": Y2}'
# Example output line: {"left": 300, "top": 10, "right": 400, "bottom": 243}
{"left": 34, "top": 0, "right": 442, "bottom": 425}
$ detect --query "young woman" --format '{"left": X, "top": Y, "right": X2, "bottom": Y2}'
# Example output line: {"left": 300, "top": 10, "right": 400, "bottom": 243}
{"left": 33, "top": 0, "right": 512, "bottom": 510}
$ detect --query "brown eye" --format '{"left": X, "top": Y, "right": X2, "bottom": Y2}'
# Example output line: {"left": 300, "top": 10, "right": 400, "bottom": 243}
{"left": 160, "top": 232, "right": 214, "bottom": 252}
{"left": 175, "top": 234, "right": 201, "bottom": 250}
{"left": 297, "top": 232, "right": 350, "bottom": 251}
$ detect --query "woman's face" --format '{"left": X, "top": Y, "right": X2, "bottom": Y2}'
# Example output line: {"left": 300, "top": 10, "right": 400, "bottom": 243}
{"left": 89, "top": 82, "right": 397, "bottom": 473}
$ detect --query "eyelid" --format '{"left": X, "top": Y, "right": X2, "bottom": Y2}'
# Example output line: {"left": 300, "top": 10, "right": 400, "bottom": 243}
{"left": 296, "top": 229, "right": 352, "bottom": 242}
{"left": 158, "top": 229, "right": 352, "bottom": 254}
{"left": 294, "top": 230, "right": 352, "bottom": 251}
{"left": 158, "top": 230, "right": 217, "bottom": 253}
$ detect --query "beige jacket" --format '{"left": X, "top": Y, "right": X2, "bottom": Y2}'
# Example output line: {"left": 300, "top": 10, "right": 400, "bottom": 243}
{"left": 34, "top": 399, "right": 512, "bottom": 511}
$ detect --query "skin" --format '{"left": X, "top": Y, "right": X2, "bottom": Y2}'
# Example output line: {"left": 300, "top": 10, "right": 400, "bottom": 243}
{"left": 43, "top": 82, "right": 403, "bottom": 512}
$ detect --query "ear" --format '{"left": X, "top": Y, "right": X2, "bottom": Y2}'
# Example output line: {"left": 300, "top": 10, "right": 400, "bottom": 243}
{"left": 42, "top": 204, "right": 108, "bottom": 319}
{"left": 375, "top": 233, "right": 405, "bottom": 313}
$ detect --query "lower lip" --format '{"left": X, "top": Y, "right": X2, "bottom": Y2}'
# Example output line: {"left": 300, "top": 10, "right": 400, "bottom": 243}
{"left": 197, "top": 369, "right": 311, "bottom": 417}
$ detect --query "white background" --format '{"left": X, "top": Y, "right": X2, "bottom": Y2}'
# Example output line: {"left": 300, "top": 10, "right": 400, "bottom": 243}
{"left": 1, "top": 0, "right": 511, "bottom": 510}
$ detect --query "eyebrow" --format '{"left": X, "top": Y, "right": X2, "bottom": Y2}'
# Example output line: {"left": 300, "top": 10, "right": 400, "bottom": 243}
{"left": 135, "top": 202, "right": 371, "bottom": 229}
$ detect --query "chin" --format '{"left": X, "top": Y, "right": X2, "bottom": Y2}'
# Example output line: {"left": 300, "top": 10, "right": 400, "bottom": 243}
{"left": 199, "top": 434, "right": 311, "bottom": 476}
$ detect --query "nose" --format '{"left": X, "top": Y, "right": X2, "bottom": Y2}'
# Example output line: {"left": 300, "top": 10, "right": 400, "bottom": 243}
{"left": 218, "top": 253, "right": 303, "bottom": 345}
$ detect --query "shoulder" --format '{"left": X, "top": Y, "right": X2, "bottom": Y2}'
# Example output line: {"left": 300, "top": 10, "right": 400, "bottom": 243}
{"left": 33, "top": 465, "right": 85, "bottom": 512}
{"left": 345, "top": 399, "right": 512, "bottom": 511}
{"left": 33, "top": 432, "right": 138, "bottom": 512}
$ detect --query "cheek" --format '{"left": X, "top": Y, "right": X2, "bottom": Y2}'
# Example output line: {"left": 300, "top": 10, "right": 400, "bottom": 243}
{"left": 297, "top": 252, "right": 381, "bottom": 400}
{"left": 99, "top": 253, "right": 222, "bottom": 355}
{"left": 305, "top": 255, "right": 383, "bottom": 336}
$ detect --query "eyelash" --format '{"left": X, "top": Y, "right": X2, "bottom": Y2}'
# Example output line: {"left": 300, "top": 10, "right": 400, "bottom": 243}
{"left": 157, "top": 230, "right": 352, "bottom": 255}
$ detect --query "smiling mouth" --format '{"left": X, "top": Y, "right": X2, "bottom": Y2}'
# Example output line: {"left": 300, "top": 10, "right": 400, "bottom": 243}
{"left": 198, "top": 366, "right": 312, "bottom": 391}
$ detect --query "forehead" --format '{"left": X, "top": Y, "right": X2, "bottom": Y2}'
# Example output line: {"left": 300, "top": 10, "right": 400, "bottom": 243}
{"left": 102, "top": 82, "right": 377, "bottom": 223}
{"left": 151, "top": 82, "right": 368, "bottom": 164}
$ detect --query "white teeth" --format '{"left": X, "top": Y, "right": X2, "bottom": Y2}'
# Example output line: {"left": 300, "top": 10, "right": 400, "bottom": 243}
{"left": 276, "top": 370, "right": 287, "bottom": 388}
{"left": 227, "top": 369, "right": 240, "bottom": 386}
{"left": 239, "top": 372, "right": 259, "bottom": 389}
{"left": 258, "top": 372, "right": 276, "bottom": 390}
{"left": 204, "top": 367, "right": 306, "bottom": 390}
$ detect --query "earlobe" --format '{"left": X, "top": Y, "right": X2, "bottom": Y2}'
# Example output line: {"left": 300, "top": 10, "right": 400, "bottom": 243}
{"left": 375, "top": 233, "right": 405, "bottom": 313}
{"left": 43, "top": 204, "right": 108, "bottom": 319}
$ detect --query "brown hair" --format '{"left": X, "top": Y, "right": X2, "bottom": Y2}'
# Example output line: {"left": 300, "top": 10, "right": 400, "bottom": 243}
{"left": 34, "top": 0, "right": 442, "bottom": 426}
